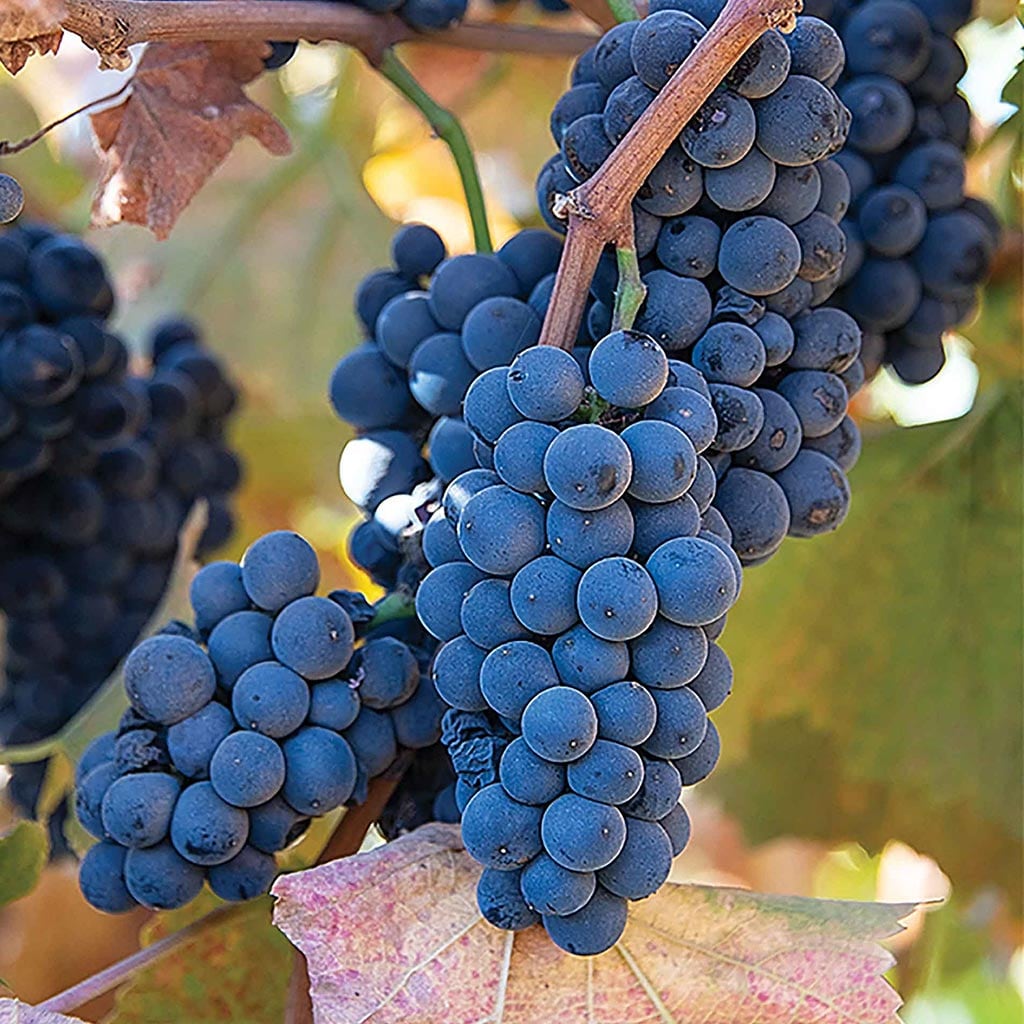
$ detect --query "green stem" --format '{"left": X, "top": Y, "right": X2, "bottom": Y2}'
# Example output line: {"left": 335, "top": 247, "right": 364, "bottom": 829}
{"left": 605, "top": 0, "right": 640, "bottom": 23}
{"left": 0, "top": 735, "right": 59, "bottom": 765}
{"left": 376, "top": 49, "right": 493, "bottom": 254}
{"left": 369, "top": 592, "right": 416, "bottom": 629}
{"left": 611, "top": 241, "right": 646, "bottom": 331}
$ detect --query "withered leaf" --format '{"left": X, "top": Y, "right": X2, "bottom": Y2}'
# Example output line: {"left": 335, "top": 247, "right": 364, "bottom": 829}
{"left": 90, "top": 41, "right": 291, "bottom": 240}
{"left": 0, "top": 0, "right": 64, "bottom": 74}
{"left": 273, "top": 823, "right": 912, "bottom": 1024}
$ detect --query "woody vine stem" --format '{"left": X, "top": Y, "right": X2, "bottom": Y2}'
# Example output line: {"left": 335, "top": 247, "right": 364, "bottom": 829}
{"left": 29, "top": 0, "right": 797, "bottom": 1013}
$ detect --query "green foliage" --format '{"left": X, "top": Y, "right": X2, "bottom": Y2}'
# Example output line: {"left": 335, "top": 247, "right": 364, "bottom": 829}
{"left": 0, "top": 821, "right": 48, "bottom": 908}
{"left": 107, "top": 896, "right": 292, "bottom": 1024}
{"left": 713, "top": 388, "right": 1024, "bottom": 898}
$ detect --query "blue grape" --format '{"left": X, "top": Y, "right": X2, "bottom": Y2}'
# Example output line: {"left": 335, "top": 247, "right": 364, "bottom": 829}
{"left": 754, "top": 75, "right": 845, "bottom": 166}
{"left": 210, "top": 731, "right": 285, "bottom": 808}
{"left": 422, "top": 508, "right": 462, "bottom": 567}
{"left": 497, "top": 229, "right": 563, "bottom": 294}
{"left": 644, "top": 386, "right": 718, "bottom": 453}
{"left": 634, "top": 271, "right": 711, "bottom": 350}
{"left": 631, "top": 494, "right": 701, "bottom": 559}
{"left": 637, "top": 146, "right": 704, "bottom": 216}
{"left": 307, "top": 680, "right": 360, "bottom": 731}
{"left": 443, "top": 469, "right": 501, "bottom": 525}
{"left": 660, "top": 803, "right": 692, "bottom": 855}
{"left": 432, "top": 635, "right": 488, "bottom": 712}
{"left": 714, "top": 467, "right": 791, "bottom": 561}
{"left": 76, "top": 733, "right": 116, "bottom": 786}
{"left": 727, "top": 26, "right": 791, "bottom": 97}
{"left": 913, "top": 211, "right": 993, "bottom": 300}
{"left": 803, "top": 415, "right": 861, "bottom": 472}
{"left": 76, "top": 760, "right": 121, "bottom": 839}
{"left": 509, "top": 555, "right": 582, "bottom": 636}
{"left": 622, "top": 756, "right": 682, "bottom": 821}
{"left": 521, "top": 853, "right": 596, "bottom": 916}
{"left": 415, "top": 561, "right": 485, "bottom": 641}
{"left": 391, "top": 223, "right": 446, "bottom": 279}
{"left": 591, "top": 681, "right": 657, "bottom": 747}
{"left": 646, "top": 536, "right": 738, "bottom": 626}
{"left": 630, "top": 617, "right": 708, "bottom": 689}
{"left": 427, "top": 254, "right": 517, "bottom": 330}
{"left": 506, "top": 346, "right": 585, "bottom": 423}
{"left": 603, "top": 76, "right": 657, "bottom": 144}
{"left": 792, "top": 211, "right": 848, "bottom": 282}
{"left": 328, "top": 344, "right": 411, "bottom": 431}
{"left": 541, "top": 794, "right": 626, "bottom": 871}
{"left": 838, "top": 75, "right": 914, "bottom": 154}
{"left": 207, "top": 610, "right": 274, "bottom": 689}
{"left": 376, "top": 292, "right": 439, "bottom": 368}
{"left": 457, "top": 485, "right": 546, "bottom": 576}
{"left": 100, "top": 772, "right": 181, "bottom": 849}
{"left": 561, "top": 113, "right": 614, "bottom": 181}
{"left": 408, "top": 332, "right": 476, "bottom": 417}
{"left": 79, "top": 841, "right": 138, "bottom": 913}
{"left": 170, "top": 781, "right": 249, "bottom": 865}
{"left": 588, "top": 330, "right": 669, "bottom": 410}
{"left": 842, "top": 0, "right": 930, "bottom": 82}
{"left": 241, "top": 531, "right": 319, "bottom": 613}
{"left": 681, "top": 89, "right": 755, "bottom": 168}
{"left": 773, "top": 449, "right": 850, "bottom": 537}
{"left": 461, "top": 783, "right": 543, "bottom": 870}
{"left": 597, "top": 816, "right": 673, "bottom": 899}
{"left": 477, "top": 868, "right": 541, "bottom": 930}
{"left": 777, "top": 370, "right": 848, "bottom": 439}
{"left": 709, "top": 383, "right": 765, "bottom": 452}
{"left": 630, "top": 10, "right": 704, "bottom": 90}
{"left": 232, "top": 662, "right": 310, "bottom": 737}
{"left": 354, "top": 637, "right": 419, "bottom": 709}
{"left": 543, "top": 886, "right": 627, "bottom": 955}
{"left": 789, "top": 308, "right": 861, "bottom": 374}
{"left": 546, "top": 499, "right": 634, "bottom": 570}
{"left": 354, "top": 270, "right": 410, "bottom": 334}
{"left": 499, "top": 737, "right": 566, "bottom": 805}
{"left": 718, "top": 216, "right": 801, "bottom": 295}
{"left": 543, "top": 424, "right": 632, "bottom": 511}
{"left": 461, "top": 578, "right": 529, "bottom": 649}
{"left": 690, "top": 456, "right": 717, "bottom": 511}
{"left": 693, "top": 323, "right": 767, "bottom": 388}
{"left": 644, "top": 687, "right": 708, "bottom": 759}
{"left": 269, "top": 596, "right": 354, "bottom": 680}
{"left": 461, "top": 297, "right": 541, "bottom": 371}
{"left": 388, "top": 677, "right": 444, "bottom": 749}
{"left": 593, "top": 20, "right": 637, "bottom": 89}
{"left": 754, "top": 164, "right": 823, "bottom": 225}
{"left": 124, "top": 635, "right": 216, "bottom": 725}
{"left": 522, "top": 686, "right": 598, "bottom": 763}
{"left": 343, "top": 707, "right": 398, "bottom": 777}
{"left": 621, "top": 420, "right": 698, "bottom": 503}
{"left": 576, "top": 557, "right": 658, "bottom": 642}
{"left": 675, "top": 720, "right": 721, "bottom": 785}
{"left": 566, "top": 739, "right": 644, "bottom": 805}
{"left": 656, "top": 215, "right": 721, "bottom": 279}
{"left": 124, "top": 842, "right": 204, "bottom": 910}
{"left": 248, "top": 796, "right": 310, "bottom": 853}
{"left": 282, "top": 726, "right": 358, "bottom": 814}
{"left": 705, "top": 147, "right": 778, "bottom": 212}
{"left": 189, "top": 561, "right": 249, "bottom": 636}
{"left": 208, "top": 845, "right": 277, "bottom": 902}
{"left": 463, "top": 367, "right": 523, "bottom": 443}
{"left": 893, "top": 141, "right": 965, "bottom": 212}
{"left": 428, "top": 417, "right": 476, "bottom": 483}
{"left": 493, "top": 421, "right": 558, "bottom": 494}
{"left": 552, "top": 625, "right": 629, "bottom": 693}
{"left": 480, "top": 641, "right": 559, "bottom": 719}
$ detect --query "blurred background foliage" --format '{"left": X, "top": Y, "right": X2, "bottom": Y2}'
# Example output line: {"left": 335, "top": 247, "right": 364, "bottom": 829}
{"left": 0, "top": 4, "right": 1020, "bottom": 1022}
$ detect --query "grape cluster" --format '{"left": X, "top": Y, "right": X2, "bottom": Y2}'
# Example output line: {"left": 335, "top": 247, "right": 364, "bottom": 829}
{"left": 0, "top": 224, "right": 243, "bottom": 826}
{"left": 418, "top": 333, "right": 736, "bottom": 954}
{"left": 803, "top": 0, "right": 1000, "bottom": 383}
{"left": 76, "top": 529, "right": 446, "bottom": 913}
{"left": 538, "top": 6, "right": 863, "bottom": 568}
{"left": 329, "top": 222, "right": 564, "bottom": 591}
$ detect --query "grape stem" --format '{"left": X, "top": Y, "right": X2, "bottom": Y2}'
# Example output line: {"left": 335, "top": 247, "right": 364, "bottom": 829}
{"left": 32, "top": 774, "right": 402, "bottom": 1017}
{"left": 537, "top": 0, "right": 801, "bottom": 351}
{"left": 60, "top": 0, "right": 597, "bottom": 69}
{"left": 610, "top": 215, "right": 646, "bottom": 332}
{"left": 376, "top": 50, "right": 493, "bottom": 254}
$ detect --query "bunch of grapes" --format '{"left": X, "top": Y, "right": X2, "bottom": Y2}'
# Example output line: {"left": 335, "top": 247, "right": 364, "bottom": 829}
{"left": 802, "top": 0, "right": 1001, "bottom": 383}
{"left": 76, "top": 529, "right": 446, "bottom": 912}
{"left": 416, "top": 333, "right": 735, "bottom": 954}
{"left": 538, "top": 5, "right": 863, "bottom": 568}
{"left": 328, "top": 222, "right": 564, "bottom": 591}
{"left": 0, "top": 225, "right": 243, "bottom": 826}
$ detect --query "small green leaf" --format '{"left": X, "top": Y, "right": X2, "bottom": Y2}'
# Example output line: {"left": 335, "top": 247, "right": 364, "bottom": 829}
{"left": 0, "top": 821, "right": 49, "bottom": 908}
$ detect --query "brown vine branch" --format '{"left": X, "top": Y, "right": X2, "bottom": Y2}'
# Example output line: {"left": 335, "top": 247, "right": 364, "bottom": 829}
{"left": 34, "top": 773, "right": 403, "bottom": 1017}
{"left": 538, "top": 0, "right": 801, "bottom": 350}
{"left": 61, "top": 0, "right": 597, "bottom": 67}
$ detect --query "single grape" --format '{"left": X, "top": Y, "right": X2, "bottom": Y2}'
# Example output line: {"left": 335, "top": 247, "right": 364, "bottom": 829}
{"left": 521, "top": 853, "right": 596, "bottom": 916}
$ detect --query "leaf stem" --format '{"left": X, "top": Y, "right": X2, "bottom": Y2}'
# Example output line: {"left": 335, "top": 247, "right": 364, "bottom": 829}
{"left": 604, "top": 0, "right": 641, "bottom": 24}
{"left": 611, "top": 216, "right": 645, "bottom": 332}
{"left": 368, "top": 591, "right": 416, "bottom": 630}
{"left": 0, "top": 736, "right": 58, "bottom": 765}
{"left": 538, "top": 0, "right": 801, "bottom": 349}
{"left": 375, "top": 49, "right": 492, "bottom": 253}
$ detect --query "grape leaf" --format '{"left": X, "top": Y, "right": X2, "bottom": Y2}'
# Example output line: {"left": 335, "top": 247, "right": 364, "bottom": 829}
{"left": 107, "top": 894, "right": 292, "bottom": 1024}
{"left": 713, "top": 388, "right": 1023, "bottom": 896}
{"left": 274, "top": 823, "right": 911, "bottom": 1024}
{"left": 90, "top": 41, "right": 291, "bottom": 240}
{"left": 0, "top": 0, "right": 63, "bottom": 75}
{"left": 0, "top": 822, "right": 47, "bottom": 908}
{"left": 0, "top": 1001, "right": 88, "bottom": 1023}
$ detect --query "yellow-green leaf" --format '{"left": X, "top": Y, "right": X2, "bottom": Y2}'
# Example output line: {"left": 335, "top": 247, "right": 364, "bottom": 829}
{"left": 0, "top": 822, "right": 48, "bottom": 908}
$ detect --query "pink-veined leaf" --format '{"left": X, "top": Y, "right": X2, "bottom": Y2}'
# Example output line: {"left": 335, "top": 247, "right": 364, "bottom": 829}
{"left": 273, "top": 823, "right": 912, "bottom": 1024}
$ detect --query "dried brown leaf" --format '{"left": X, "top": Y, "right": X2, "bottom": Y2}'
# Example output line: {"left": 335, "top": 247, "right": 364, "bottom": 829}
{"left": 0, "top": 0, "right": 64, "bottom": 74}
{"left": 273, "top": 823, "right": 912, "bottom": 1024}
{"left": 90, "top": 41, "right": 291, "bottom": 240}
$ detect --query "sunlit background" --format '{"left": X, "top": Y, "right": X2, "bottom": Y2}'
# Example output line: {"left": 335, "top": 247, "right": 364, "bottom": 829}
{"left": 0, "top": 3, "right": 1020, "bottom": 1020}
